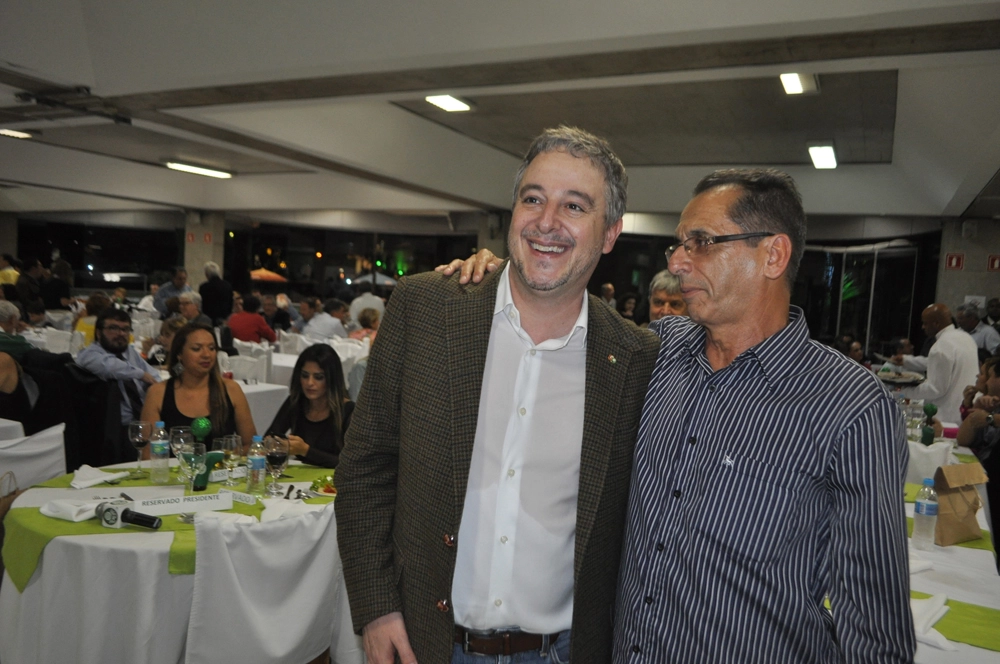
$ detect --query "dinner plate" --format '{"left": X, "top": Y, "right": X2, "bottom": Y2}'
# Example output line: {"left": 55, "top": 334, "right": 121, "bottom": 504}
{"left": 878, "top": 371, "right": 924, "bottom": 385}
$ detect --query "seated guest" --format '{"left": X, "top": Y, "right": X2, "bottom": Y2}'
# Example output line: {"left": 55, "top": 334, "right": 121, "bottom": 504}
{"left": 647, "top": 269, "right": 688, "bottom": 322}
{"left": 0, "top": 254, "right": 18, "bottom": 286}
{"left": 136, "top": 284, "right": 159, "bottom": 313}
{"left": 153, "top": 267, "right": 192, "bottom": 317}
{"left": 25, "top": 299, "right": 54, "bottom": 328}
{"left": 261, "top": 294, "right": 291, "bottom": 332}
{"left": 956, "top": 356, "right": 1000, "bottom": 571}
{"left": 617, "top": 292, "right": 638, "bottom": 321}
{"left": 15, "top": 257, "right": 44, "bottom": 314}
{"left": 984, "top": 297, "right": 1000, "bottom": 335}
{"left": 140, "top": 323, "right": 256, "bottom": 446}
{"left": 0, "top": 301, "right": 33, "bottom": 360}
{"left": 76, "top": 309, "right": 161, "bottom": 441}
{"left": 178, "top": 292, "right": 213, "bottom": 326}
{"left": 231, "top": 291, "right": 243, "bottom": 315}
{"left": 848, "top": 340, "right": 872, "bottom": 370}
{"left": 294, "top": 297, "right": 343, "bottom": 339}
{"left": 267, "top": 344, "right": 353, "bottom": 468}
{"left": 348, "top": 307, "right": 379, "bottom": 343}
{"left": 74, "top": 292, "right": 112, "bottom": 346}
{"left": 142, "top": 315, "right": 187, "bottom": 365}
{"left": 956, "top": 302, "right": 1000, "bottom": 359}
{"left": 227, "top": 295, "right": 277, "bottom": 344}
{"left": 323, "top": 298, "right": 351, "bottom": 336}
{"left": 961, "top": 357, "right": 996, "bottom": 421}
{"left": 348, "top": 282, "right": 384, "bottom": 328}
{"left": 277, "top": 293, "right": 302, "bottom": 326}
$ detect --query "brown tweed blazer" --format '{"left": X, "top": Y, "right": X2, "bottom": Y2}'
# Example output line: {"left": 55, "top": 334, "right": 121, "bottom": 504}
{"left": 336, "top": 265, "right": 660, "bottom": 663}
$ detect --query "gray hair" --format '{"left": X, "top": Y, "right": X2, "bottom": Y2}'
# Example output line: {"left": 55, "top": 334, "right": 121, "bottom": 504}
{"left": 955, "top": 302, "right": 981, "bottom": 319}
{"left": 693, "top": 168, "right": 807, "bottom": 289}
{"left": 512, "top": 125, "right": 627, "bottom": 228}
{"left": 179, "top": 291, "right": 202, "bottom": 310}
{"left": 0, "top": 300, "right": 20, "bottom": 324}
{"left": 204, "top": 261, "right": 221, "bottom": 278}
{"left": 649, "top": 269, "right": 682, "bottom": 295}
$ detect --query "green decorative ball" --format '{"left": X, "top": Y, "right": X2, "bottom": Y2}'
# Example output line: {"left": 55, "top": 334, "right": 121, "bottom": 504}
{"left": 922, "top": 403, "right": 938, "bottom": 418}
{"left": 191, "top": 417, "right": 212, "bottom": 441}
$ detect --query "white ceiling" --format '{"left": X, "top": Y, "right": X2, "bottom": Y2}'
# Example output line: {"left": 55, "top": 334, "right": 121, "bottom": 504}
{"left": 0, "top": 0, "right": 999, "bottom": 226}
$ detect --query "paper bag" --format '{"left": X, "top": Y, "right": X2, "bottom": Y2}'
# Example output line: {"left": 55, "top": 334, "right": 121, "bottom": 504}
{"left": 933, "top": 463, "right": 988, "bottom": 546}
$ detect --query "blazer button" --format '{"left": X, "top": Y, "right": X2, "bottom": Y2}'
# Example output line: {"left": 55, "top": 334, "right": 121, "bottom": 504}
{"left": 436, "top": 599, "right": 450, "bottom": 613}
{"left": 443, "top": 533, "right": 456, "bottom": 547}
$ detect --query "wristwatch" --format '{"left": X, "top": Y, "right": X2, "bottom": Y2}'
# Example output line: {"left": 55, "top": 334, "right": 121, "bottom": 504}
{"left": 987, "top": 413, "right": 996, "bottom": 427}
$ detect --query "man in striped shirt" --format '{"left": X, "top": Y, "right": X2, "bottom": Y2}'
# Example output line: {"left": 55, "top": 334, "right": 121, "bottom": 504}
{"left": 614, "top": 169, "right": 915, "bottom": 662}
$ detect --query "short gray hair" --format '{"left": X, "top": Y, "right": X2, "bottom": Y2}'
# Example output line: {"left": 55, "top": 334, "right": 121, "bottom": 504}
{"left": 512, "top": 125, "right": 627, "bottom": 228}
{"left": 955, "top": 302, "right": 981, "bottom": 319}
{"left": 649, "top": 269, "right": 682, "bottom": 295}
{"left": 204, "top": 261, "right": 221, "bottom": 278}
{"left": 0, "top": 300, "right": 20, "bottom": 324}
{"left": 179, "top": 291, "right": 202, "bottom": 310}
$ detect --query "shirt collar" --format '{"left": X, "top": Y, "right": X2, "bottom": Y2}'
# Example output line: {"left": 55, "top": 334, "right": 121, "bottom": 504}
{"left": 494, "top": 264, "right": 589, "bottom": 349}
{"left": 936, "top": 324, "right": 954, "bottom": 340}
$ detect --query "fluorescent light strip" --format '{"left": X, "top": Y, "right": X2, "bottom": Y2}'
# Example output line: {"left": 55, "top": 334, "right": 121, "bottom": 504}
{"left": 0, "top": 128, "right": 33, "bottom": 139}
{"left": 780, "top": 73, "right": 804, "bottom": 95}
{"left": 165, "top": 162, "right": 232, "bottom": 179}
{"left": 809, "top": 145, "right": 837, "bottom": 169}
{"left": 425, "top": 95, "right": 471, "bottom": 112}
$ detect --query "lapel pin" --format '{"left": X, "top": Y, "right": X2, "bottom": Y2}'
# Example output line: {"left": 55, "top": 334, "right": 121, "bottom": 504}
{"left": 608, "top": 354, "right": 616, "bottom": 364}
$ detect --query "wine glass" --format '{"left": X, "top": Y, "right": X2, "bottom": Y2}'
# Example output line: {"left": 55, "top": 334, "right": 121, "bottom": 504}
{"left": 127, "top": 421, "right": 152, "bottom": 478}
{"left": 264, "top": 436, "right": 289, "bottom": 497}
{"left": 178, "top": 442, "right": 207, "bottom": 495}
{"left": 170, "top": 427, "right": 193, "bottom": 475}
{"left": 220, "top": 435, "right": 242, "bottom": 487}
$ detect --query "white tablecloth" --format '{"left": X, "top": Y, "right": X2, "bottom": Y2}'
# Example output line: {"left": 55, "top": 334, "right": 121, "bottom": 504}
{"left": 0, "top": 462, "right": 364, "bottom": 664}
{"left": 241, "top": 382, "right": 288, "bottom": 435}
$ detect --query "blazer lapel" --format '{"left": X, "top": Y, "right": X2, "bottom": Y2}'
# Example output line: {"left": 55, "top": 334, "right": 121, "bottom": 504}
{"left": 575, "top": 298, "right": 635, "bottom": 579}
{"left": 444, "top": 268, "right": 503, "bottom": 521}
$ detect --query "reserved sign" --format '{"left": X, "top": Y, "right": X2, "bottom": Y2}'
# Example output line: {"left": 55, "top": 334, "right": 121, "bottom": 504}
{"left": 136, "top": 492, "right": 234, "bottom": 516}
{"left": 218, "top": 488, "right": 259, "bottom": 506}
{"left": 209, "top": 466, "right": 248, "bottom": 482}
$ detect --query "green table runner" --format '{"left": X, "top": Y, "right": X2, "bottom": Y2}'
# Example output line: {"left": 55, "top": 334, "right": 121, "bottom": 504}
{"left": 2, "top": 465, "right": 334, "bottom": 592}
{"left": 905, "top": 518, "right": 994, "bottom": 553}
{"left": 954, "top": 453, "right": 978, "bottom": 464}
{"left": 911, "top": 590, "right": 1000, "bottom": 652}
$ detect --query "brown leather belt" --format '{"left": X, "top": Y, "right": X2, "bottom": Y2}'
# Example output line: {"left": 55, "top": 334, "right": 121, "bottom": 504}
{"left": 454, "top": 626, "right": 560, "bottom": 656}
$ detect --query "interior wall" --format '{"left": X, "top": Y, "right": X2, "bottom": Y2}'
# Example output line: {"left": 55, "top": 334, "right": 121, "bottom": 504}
{"left": 936, "top": 218, "right": 1000, "bottom": 309}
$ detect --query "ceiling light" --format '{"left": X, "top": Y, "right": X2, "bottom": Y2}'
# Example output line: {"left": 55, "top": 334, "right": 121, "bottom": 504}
{"left": 0, "top": 128, "right": 33, "bottom": 139}
{"left": 425, "top": 95, "right": 471, "bottom": 112}
{"left": 808, "top": 145, "right": 837, "bottom": 169}
{"left": 780, "top": 73, "right": 819, "bottom": 95}
{"left": 165, "top": 162, "right": 232, "bottom": 179}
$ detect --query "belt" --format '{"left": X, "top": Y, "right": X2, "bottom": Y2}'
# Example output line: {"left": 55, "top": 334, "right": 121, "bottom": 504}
{"left": 454, "top": 626, "right": 561, "bottom": 656}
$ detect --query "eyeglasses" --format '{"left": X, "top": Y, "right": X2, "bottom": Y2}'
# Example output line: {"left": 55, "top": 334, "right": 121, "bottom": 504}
{"left": 666, "top": 232, "right": 775, "bottom": 259}
{"left": 102, "top": 324, "right": 132, "bottom": 334}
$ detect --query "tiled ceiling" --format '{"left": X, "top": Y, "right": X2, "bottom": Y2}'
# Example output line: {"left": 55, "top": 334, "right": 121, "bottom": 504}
{"left": 396, "top": 71, "right": 897, "bottom": 166}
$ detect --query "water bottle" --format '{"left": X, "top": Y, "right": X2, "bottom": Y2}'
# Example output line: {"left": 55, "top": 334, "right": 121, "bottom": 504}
{"left": 912, "top": 477, "right": 938, "bottom": 550}
{"left": 150, "top": 421, "right": 170, "bottom": 485}
{"left": 246, "top": 435, "right": 267, "bottom": 496}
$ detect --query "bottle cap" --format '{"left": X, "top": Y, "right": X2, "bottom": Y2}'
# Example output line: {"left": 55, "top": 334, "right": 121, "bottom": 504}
{"left": 156, "top": 421, "right": 165, "bottom": 427}
{"left": 923, "top": 477, "right": 935, "bottom": 486}
{"left": 252, "top": 435, "right": 263, "bottom": 443}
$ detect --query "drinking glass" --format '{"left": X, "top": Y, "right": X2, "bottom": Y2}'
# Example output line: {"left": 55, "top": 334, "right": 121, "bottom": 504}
{"left": 264, "top": 436, "right": 289, "bottom": 497}
{"left": 170, "top": 427, "right": 193, "bottom": 475}
{"left": 127, "top": 421, "right": 152, "bottom": 478}
{"left": 178, "top": 442, "right": 207, "bottom": 496}
{"left": 220, "top": 435, "right": 242, "bottom": 487}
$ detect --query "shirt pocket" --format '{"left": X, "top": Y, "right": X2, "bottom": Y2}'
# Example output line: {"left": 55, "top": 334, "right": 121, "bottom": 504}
{"left": 685, "top": 453, "right": 810, "bottom": 565}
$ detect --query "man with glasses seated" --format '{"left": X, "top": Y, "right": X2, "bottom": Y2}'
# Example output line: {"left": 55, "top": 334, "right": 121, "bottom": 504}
{"left": 77, "top": 309, "right": 161, "bottom": 443}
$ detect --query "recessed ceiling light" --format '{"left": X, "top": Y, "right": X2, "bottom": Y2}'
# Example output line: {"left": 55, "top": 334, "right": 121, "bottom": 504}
{"left": 0, "top": 128, "right": 33, "bottom": 139}
{"left": 425, "top": 95, "right": 471, "bottom": 112}
{"left": 780, "top": 73, "right": 819, "bottom": 95}
{"left": 165, "top": 162, "right": 232, "bottom": 179}
{"left": 808, "top": 145, "right": 837, "bottom": 169}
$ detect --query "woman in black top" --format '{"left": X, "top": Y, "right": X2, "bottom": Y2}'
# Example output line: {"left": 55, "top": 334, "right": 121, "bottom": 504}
{"left": 267, "top": 343, "right": 354, "bottom": 468}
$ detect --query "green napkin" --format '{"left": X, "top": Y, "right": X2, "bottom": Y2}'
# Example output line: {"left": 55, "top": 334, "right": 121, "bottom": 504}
{"left": 954, "top": 453, "right": 978, "bottom": 464}
{"left": 903, "top": 483, "right": 921, "bottom": 503}
{"left": 906, "top": 518, "right": 994, "bottom": 553}
{"left": 3, "top": 464, "right": 336, "bottom": 591}
{"left": 911, "top": 591, "right": 1000, "bottom": 652}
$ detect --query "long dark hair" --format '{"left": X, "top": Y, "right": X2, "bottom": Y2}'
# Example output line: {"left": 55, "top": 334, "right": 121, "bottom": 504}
{"left": 166, "top": 322, "right": 231, "bottom": 437}
{"left": 288, "top": 343, "right": 348, "bottom": 432}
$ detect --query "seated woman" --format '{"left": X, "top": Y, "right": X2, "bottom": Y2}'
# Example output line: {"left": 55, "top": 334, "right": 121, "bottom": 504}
{"left": 348, "top": 307, "right": 379, "bottom": 344}
{"left": 140, "top": 322, "right": 256, "bottom": 447}
{"left": 267, "top": 343, "right": 353, "bottom": 468}
{"left": 74, "top": 292, "right": 112, "bottom": 346}
{"left": 142, "top": 315, "right": 187, "bottom": 366}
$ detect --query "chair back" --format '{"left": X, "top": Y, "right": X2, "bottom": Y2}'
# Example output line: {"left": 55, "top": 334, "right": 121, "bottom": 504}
{"left": 328, "top": 337, "right": 368, "bottom": 390}
{"left": 227, "top": 356, "right": 265, "bottom": 383}
{"left": 44, "top": 328, "right": 73, "bottom": 354}
{"left": 0, "top": 423, "right": 66, "bottom": 487}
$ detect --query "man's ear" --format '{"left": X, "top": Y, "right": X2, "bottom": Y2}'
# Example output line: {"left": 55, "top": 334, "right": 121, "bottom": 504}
{"left": 762, "top": 234, "right": 792, "bottom": 281}
{"left": 603, "top": 218, "right": 624, "bottom": 254}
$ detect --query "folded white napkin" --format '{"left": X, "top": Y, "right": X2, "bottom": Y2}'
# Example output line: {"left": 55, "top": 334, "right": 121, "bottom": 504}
{"left": 908, "top": 549, "right": 933, "bottom": 574}
{"left": 40, "top": 499, "right": 102, "bottom": 522}
{"left": 910, "top": 594, "right": 956, "bottom": 651}
{"left": 195, "top": 511, "right": 257, "bottom": 525}
{"left": 70, "top": 465, "right": 130, "bottom": 489}
{"left": 259, "top": 498, "right": 327, "bottom": 522}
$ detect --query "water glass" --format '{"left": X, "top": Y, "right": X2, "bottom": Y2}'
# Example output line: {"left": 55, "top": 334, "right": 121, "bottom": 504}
{"left": 170, "top": 427, "right": 193, "bottom": 473}
{"left": 178, "top": 442, "right": 207, "bottom": 495}
{"left": 220, "top": 435, "right": 242, "bottom": 487}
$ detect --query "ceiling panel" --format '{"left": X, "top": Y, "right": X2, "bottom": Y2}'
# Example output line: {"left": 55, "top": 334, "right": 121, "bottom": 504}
{"left": 396, "top": 71, "right": 897, "bottom": 166}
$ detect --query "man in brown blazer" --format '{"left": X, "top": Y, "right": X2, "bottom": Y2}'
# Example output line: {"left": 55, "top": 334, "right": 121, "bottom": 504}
{"left": 336, "top": 127, "right": 660, "bottom": 663}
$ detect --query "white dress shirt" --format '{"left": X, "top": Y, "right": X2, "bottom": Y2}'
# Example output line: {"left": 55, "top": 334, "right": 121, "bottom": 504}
{"left": 901, "top": 324, "right": 980, "bottom": 423}
{"left": 968, "top": 321, "right": 1000, "bottom": 355}
{"left": 452, "top": 265, "right": 587, "bottom": 634}
{"left": 299, "top": 312, "right": 346, "bottom": 339}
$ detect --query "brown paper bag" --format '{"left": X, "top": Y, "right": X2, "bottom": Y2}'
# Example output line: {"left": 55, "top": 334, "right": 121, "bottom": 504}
{"left": 933, "top": 463, "right": 988, "bottom": 546}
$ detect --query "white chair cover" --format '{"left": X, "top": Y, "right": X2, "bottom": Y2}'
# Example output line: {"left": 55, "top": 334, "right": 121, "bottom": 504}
{"left": 132, "top": 318, "right": 159, "bottom": 341}
{"left": 44, "top": 328, "right": 73, "bottom": 354}
{"left": 69, "top": 330, "right": 86, "bottom": 355}
{"left": 327, "top": 337, "right": 368, "bottom": 390}
{"left": 45, "top": 310, "right": 74, "bottom": 331}
{"left": 226, "top": 355, "right": 265, "bottom": 383}
{"left": 277, "top": 329, "right": 303, "bottom": 355}
{"left": 0, "top": 418, "right": 25, "bottom": 441}
{"left": 906, "top": 440, "right": 956, "bottom": 485}
{"left": 186, "top": 504, "right": 364, "bottom": 664}
{"left": 0, "top": 423, "right": 65, "bottom": 487}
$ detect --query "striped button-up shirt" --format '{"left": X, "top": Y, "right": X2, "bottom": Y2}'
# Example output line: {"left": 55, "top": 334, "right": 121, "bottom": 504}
{"left": 614, "top": 307, "right": 915, "bottom": 663}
